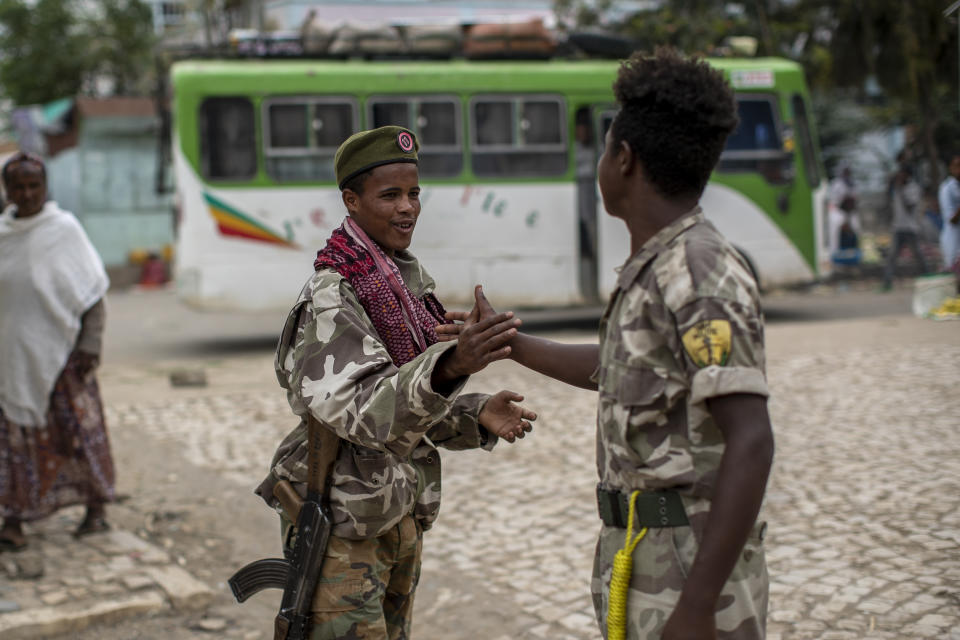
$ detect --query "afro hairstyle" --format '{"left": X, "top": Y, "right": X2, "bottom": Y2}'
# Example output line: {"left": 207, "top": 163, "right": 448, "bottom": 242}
{"left": 610, "top": 47, "right": 739, "bottom": 199}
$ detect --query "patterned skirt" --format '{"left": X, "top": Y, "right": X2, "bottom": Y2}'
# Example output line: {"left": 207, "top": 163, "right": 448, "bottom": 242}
{"left": 0, "top": 353, "right": 115, "bottom": 522}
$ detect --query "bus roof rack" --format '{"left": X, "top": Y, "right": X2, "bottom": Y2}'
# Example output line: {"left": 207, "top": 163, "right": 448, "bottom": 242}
{"left": 160, "top": 23, "right": 643, "bottom": 62}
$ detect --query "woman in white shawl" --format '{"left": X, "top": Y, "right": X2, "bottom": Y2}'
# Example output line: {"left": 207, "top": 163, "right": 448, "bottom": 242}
{"left": 0, "top": 152, "right": 115, "bottom": 550}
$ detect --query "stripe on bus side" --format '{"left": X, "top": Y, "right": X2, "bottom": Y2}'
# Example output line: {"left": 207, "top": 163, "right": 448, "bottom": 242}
{"left": 202, "top": 191, "right": 297, "bottom": 248}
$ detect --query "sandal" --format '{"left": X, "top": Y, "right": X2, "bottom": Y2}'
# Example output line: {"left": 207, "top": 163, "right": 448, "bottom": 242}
{"left": 73, "top": 516, "right": 110, "bottom": 538}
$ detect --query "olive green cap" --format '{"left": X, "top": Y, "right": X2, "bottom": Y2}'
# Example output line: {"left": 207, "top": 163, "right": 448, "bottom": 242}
{"left": 335, "top": 126, "right": 419, "bottom": 189}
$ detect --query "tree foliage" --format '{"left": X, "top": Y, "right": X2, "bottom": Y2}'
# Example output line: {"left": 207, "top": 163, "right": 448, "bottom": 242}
{"left": 94, "top": 0, "right": 156, "bottom": 96}
{"left": 556, "top": 0, "right": 959, "bottom": 184}
{"left": 0, "top": 0, "right": 155, "bottom": 106}
{"left": 0, "top": 0, "right": 90, "bottom": 105}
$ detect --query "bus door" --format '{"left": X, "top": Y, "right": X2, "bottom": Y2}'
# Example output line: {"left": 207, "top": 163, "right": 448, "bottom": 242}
{"left": 574, "top": 105, "right": 619, "bottom": 303}
{"left": 573, "top": 106, "right": 599, "bottom": 301}
{"left": 593, "top": 108, "right": 631, "bottom": 301}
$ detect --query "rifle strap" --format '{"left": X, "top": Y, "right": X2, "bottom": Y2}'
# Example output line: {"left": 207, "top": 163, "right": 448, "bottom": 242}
{"left": 307, "top": 415, "right": 340, "bottom": 502}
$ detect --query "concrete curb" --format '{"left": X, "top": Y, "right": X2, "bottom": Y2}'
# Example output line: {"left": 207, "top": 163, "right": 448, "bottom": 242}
{"left": 0, "top": 522, "right": 216, "bottom": 639}
{"left": 0, "top": 592, "right": 166, "bottom": 639}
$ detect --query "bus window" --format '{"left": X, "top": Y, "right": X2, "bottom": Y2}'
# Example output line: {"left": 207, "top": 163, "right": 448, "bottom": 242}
{"left": 372, "top": 101, "right": 409, "bottom": 128}
{"left": 269, "top": 103, "right": 308, "bottom": 148}
{"left": 199, "top": 97, "right": 257, "bottom": 180}
{"left": 263, "top": 98, "right": 356, "bottom": 182}
{"left": 471, "top": 95, "right": 567, "bottom": 177}
{"left": 368, "top": 96, "right": 462, "bottom": 177}
{"left": 522, "top": 101, "right": 563, "bottom": 145}
{"left": 717, "top": 95, "right": 792, "bottom": 185}
{"left": 791, "top": 94, "right": 820, "bottom": 187}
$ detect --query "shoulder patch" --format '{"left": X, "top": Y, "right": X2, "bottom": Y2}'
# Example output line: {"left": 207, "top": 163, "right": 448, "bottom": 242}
{"left": 681, "top": 319, "right": 732, "bottom": 367}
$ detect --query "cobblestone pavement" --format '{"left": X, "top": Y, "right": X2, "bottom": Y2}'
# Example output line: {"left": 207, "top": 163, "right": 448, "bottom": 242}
{"left": 1, "top": 311, "right": 958, "bottom": 639}
{"left": 0, "top": 523, "right": 217, "bottom": 638}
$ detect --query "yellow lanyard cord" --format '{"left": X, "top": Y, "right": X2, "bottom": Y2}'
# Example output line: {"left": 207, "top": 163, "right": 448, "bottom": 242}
{"left": 607, "top": 491, "right": 648, "bottom": 640}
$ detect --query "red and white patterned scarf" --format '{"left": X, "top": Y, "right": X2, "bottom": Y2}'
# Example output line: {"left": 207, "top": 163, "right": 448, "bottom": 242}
{"left": 314, "top": 217, "right": 446, "bottom": 367}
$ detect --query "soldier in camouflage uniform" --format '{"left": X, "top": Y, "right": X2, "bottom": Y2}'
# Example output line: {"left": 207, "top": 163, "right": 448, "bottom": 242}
{"left": 257, "top": 126, "right": 536, "bottom": 640}
{"left": 449, "top": 50, "right": 775, "bottom": 639}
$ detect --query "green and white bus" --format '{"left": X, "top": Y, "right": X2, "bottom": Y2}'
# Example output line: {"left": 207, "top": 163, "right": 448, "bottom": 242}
{"left": 171, "top": 57, "right": 827, "bottom": 311}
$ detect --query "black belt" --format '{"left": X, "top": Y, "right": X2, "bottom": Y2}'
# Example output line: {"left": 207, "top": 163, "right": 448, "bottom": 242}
{"left": 597, "top": 485, "right": 689, "bottom": 529}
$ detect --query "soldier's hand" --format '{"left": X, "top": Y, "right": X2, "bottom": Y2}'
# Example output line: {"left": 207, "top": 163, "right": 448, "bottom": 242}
{"left": 479, "top": 390, "right": 536, "bottom": 443}
{"left": 662, "top": 604, "right": 717, "bottom": 640}
{"left": 435, "top": 310, "right": 469, "bottom": 342}
{"left": 443, "top": 286, "right": 520, "bottom": 377}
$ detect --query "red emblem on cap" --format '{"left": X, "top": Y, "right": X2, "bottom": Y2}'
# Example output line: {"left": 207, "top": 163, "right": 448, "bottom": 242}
{"left": 397, "top": 131, "right": 414, "bottom": 153}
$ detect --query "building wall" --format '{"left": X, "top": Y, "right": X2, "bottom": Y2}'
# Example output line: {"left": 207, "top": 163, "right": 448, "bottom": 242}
{"left": 46, "top": 115, "right": 174, "bottom": 267}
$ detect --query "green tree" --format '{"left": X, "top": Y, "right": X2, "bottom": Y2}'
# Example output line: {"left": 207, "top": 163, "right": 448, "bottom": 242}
{"left": 90, "top": 0, "right": 157, "bottom": 96}
{"left": 810, "top": 0, "right": 958, "bottom": 185}
{"left": 0, "top": 0, "right": 90, "bottom": 105}
{"left": 0, "top": 0, "right": 155, "bottom": 105}
{"left": 555, "top": 0, "right": 959, "bottom": 186}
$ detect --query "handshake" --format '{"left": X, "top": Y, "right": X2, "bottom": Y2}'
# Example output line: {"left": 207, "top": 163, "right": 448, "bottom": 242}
{"left": 431, "top": 284, "right": 536, "bottom": 444}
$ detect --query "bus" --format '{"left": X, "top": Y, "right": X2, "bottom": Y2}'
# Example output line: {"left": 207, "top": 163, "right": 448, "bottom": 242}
{"left": 170, "top": 57, "right": 827, "bottom": 311}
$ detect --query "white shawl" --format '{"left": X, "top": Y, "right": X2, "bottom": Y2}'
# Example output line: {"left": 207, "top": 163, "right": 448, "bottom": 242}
{"left": 0, "top": 201, "right": 109, "bottom": 425}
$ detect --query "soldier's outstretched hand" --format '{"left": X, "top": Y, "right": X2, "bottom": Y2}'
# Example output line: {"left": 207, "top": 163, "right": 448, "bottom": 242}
{"left": 441, "top": 285, "right": 521, "bottom": 376}
{"left": 479, "top": 390, "right": 536, "bottom": 443}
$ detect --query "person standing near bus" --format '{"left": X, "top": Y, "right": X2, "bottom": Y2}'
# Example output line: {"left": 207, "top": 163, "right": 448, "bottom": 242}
{"left": 828, "top": 166, "right": 860, "bottom": 263}
{"left": 256, "top": 126, "right": 536, "bottom": 640}
{"left": 939, "top": 153, "right": 960, "bottom": 279}
{"left": 882, "top": 166, "right": 928, "bottom": 290}
{"left": 442, "top": 49, "right": 774, "bottom": 639}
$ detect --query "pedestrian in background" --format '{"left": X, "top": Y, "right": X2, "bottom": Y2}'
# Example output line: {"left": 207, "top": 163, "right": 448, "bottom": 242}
{"left": 0, "top": 152, "right": 115, "bottom": 550}
{"left": 882, "top": 166, "right": 928, "bottom": 290}
{"left": 256, "top": 126, "right": 535, "bottom": 639}
{"left": 828, "top": 166, "right": 860, "bottom": 263}
{"left": 442, "top": 49, "right": 774, "bottom": 640}
{"left": 938, "top": 153, "right": 960, "bottom": 280}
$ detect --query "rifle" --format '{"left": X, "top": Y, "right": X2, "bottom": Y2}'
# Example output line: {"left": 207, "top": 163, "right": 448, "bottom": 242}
{"left": 228, "top": 417, "right": 341, "bottom": 640}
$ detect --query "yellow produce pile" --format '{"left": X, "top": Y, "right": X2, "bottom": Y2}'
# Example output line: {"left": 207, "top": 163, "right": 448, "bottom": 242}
{"left": 930, "top": 296, "right": 960, "bottom": 319}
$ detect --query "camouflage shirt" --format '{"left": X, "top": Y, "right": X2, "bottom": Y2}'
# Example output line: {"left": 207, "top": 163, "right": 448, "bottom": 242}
{"left": 595, "top": 208, "right": 768, "bottom": 500}
{"left": 262, "top": 249, "right": 493, "bottom": 540}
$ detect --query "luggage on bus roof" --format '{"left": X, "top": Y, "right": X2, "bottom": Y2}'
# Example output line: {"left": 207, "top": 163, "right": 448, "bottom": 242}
{"left": 328, "top": 23, "right": 407, "bottom": 58}
{"left": 566, "top": 30, "right": 638, "bottom": 59}
{"left": 405, "top": 24, "right": 463, "bottom": 58}
{"left": 464, "top": 19, "right": 556, "bottom": 60}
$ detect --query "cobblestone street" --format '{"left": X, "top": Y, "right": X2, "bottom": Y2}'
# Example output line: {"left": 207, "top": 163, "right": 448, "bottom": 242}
{"left": 1, "top": 288, "right": 958, "bottom": 639}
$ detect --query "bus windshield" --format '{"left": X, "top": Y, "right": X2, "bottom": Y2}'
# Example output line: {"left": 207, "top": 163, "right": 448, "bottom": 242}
{"left": 717, "top": 95, "right": 791, "bottom": 184}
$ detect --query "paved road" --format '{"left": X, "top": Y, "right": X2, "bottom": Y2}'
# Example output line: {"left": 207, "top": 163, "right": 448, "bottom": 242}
{"left": 2, "top": 281, "right": 958, "bottom": 639}
{"left": 100, "top": 280, "right": 918, "bottom": 362}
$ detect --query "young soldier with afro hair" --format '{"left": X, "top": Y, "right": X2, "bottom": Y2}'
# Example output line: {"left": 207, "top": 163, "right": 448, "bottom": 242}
{"left": 442, "top": 48, "right": 774, "bottom": 639}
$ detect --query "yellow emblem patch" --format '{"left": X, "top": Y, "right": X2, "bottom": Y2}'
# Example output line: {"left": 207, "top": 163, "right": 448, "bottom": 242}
{"left": 681, "top": 319, "right": 732, "bottom": 367}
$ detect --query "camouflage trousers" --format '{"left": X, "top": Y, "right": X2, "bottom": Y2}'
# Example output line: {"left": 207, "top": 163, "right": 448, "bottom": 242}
{"left": 281, "top": 514, "right": 423, "bottom": 640}
{"left": 591, "top": 519, "right": 768, "bottom": 639}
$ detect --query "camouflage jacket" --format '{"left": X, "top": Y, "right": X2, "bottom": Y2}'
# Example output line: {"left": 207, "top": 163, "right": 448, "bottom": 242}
{"left": 595, "top": 209, "right": 769, "bottom": 502}
{"left": 260, "top": 250, "right": 494, "bottom": 540}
